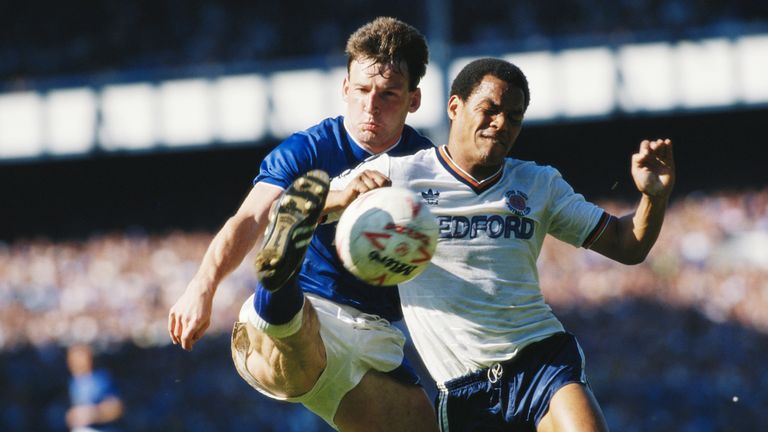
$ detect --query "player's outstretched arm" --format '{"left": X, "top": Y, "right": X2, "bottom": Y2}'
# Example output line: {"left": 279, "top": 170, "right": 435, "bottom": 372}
{"left": 168, "top": 182, "right": 282, "bottom": 350}
{"left": 589, "top": 138, "right": 675, "bottom": 264}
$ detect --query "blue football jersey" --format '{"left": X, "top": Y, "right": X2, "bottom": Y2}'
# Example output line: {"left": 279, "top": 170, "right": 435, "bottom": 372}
{"left": 253, "top": 116, "right": 434, "bottom": 321}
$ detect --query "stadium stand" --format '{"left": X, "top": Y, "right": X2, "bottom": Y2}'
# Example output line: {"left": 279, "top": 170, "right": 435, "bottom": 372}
{"left": 2, "top": 1, "right": 768, "bottom": 430}
{"left": 2, "top": 0, "right": 767, "bottom": 84}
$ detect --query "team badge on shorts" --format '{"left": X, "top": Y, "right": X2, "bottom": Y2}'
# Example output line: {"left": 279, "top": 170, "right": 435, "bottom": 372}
{"left": 505, "top": 190, "right": 530, "bottom": 216}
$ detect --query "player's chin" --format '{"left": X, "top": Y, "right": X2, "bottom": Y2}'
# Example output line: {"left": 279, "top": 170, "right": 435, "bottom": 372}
{"left": 363, "top": 134, "right": 397, "bottom": 153}
{"left": 355, "top": 130, "right": 378, "bottom": 145}
{"left": 478, "top": 142, "right": 508, "bottom": 162}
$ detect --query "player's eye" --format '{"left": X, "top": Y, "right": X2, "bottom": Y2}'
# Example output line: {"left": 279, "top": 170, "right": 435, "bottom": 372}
{"left": 378, "top": 90, "right": 399, "bottom": 99}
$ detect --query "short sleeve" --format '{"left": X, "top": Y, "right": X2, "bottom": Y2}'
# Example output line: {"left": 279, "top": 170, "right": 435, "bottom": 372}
{"left": 546, "top": 168, "right": 606, "bottom": 247}
{"left": 253, "top": 133, "right": 316, "bottom": 190}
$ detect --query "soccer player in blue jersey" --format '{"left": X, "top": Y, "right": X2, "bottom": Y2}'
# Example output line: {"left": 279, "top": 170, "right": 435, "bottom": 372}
{"left": 327, "top": 58, "right": 675, "bottom": 431}
{"left": 168, "top": 17, "right": 438, "bottom": 431}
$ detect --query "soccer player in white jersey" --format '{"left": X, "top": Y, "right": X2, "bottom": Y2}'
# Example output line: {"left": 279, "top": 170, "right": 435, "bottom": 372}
{"left": 327, "top": 58, "right": 675, "bottom": 431}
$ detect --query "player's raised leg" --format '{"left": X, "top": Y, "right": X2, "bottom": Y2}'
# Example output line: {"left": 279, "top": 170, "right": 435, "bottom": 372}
{"left": 233, "top": 290, "right": 440, "bottom": 431}
{"left": 233, "top": 295, "right": 327, "bottom": 397}
{"left": 239, "top": 169, "right": 331, "bottom": 396}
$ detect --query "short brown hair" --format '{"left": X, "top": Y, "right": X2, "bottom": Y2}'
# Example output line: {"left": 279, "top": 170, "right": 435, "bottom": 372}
{"left": 345, "top": 17, "right": 429, "bottom": 91}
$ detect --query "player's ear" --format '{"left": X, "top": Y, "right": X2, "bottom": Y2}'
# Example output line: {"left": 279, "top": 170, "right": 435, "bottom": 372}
{"left": 447, "top": 95, "right": 461, "bottom": 121}
{"left": 342, "top": 75, "right": 350, "bottom": 102}
{"left": 408, "top": 88, "right": 421, "bottom": 113}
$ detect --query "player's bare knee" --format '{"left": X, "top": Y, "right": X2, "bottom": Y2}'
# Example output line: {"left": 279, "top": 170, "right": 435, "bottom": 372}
{"left": 246, "top": 304, "right": 327, "bottom": 397}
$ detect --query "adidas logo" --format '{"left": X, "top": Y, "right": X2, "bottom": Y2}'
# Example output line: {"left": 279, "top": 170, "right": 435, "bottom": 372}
{"left": 421, "top": 189, "right": 440, "bottom": 205}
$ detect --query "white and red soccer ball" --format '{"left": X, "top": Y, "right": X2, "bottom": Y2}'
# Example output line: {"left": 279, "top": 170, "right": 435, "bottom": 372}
{"left": 335, "top": 187, "right": 439, "bottom": 286}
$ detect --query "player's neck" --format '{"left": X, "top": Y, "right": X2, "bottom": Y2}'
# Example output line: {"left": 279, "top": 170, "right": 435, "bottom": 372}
{"left": 444, "top": 144, "right": 503, "bottom": 183}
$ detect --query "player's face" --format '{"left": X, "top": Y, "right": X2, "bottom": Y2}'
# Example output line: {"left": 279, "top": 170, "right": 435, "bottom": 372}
{"left": 447, "top": 75, "right": 525, "bottom": 171}
{"left": 67, "top": 345, "right": 93, "bottom": 375}
{"left": 343, "top": 59, "right": 421, "bottom": 153}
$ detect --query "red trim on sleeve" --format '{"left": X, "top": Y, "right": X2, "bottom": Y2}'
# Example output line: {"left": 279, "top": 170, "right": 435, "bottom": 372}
{"left": 582, "top": 212, "right": 612, "bottom": 249}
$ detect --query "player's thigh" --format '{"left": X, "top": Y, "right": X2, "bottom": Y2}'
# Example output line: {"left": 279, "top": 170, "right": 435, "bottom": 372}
{"left": 334, "top": 369, "right": 438, "bottom": 432}
{"left": 244, "top": 300, "right": 327, "bottom": 397}
{"left": 537, "top": 382, "right": 608, "bottom": 432}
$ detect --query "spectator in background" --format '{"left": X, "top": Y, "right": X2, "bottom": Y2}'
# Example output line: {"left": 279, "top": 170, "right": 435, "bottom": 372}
{"left": 66, "top": 344, "right": 124, "bottom": 432}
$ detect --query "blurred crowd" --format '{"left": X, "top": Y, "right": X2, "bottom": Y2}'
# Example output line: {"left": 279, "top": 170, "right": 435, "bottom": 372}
{"left": 453, "top": 0, "right": 768, "bottom": 47}
{"left": 2, "top": 187, "right": 768, "bottom": 430}
{"left": 539, "top": 187, "right": 768, "bottom": 333}
{"left": 2, "top": 0, "right": 767, "bottom": 83}
{"left": 0, "top": 337, "right": 333, "bottom": 432}
{"left": 2, "top": 188, "right": 767, "bottom": 351}
{"left": 0, "top": 231, "right": 253, "bottom": 349}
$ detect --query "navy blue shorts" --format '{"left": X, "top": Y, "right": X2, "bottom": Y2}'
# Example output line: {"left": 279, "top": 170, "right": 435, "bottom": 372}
{"left": 435, "top": 332, "right": 588, "bottom": 432}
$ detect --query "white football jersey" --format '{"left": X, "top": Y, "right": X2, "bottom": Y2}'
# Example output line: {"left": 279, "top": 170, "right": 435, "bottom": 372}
{"left": 331, "top": 146, "right": 609, "bottom": 384}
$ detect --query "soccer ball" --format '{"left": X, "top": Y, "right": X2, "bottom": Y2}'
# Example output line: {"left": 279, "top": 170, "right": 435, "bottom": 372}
{"left": 335, "top": 187, "right": 439, "bottom": 286}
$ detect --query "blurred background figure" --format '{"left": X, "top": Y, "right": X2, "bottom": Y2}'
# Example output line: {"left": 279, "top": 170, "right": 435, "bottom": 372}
{"left": 66, "top": 344, "right": 124, "bottom": 432}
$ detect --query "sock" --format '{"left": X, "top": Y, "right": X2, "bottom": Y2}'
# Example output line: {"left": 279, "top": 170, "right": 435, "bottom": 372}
{"left": 253, "top": 279, "right": 304, "bottom": 325}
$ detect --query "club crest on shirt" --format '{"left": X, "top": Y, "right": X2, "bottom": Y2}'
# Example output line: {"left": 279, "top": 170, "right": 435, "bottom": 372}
{"left": 505, "top": 190, "right": 530, "bottom": 216}
{"left": 421, "top": 188, "right": 440, "bottom": 205}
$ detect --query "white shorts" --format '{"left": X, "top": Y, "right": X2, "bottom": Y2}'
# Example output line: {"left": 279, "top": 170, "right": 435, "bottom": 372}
{"left": 231, "top": 293, "right": 407, "bottom": 429}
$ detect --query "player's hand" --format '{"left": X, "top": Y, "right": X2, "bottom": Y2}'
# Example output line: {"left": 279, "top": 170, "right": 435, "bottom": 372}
{"left": 631, "top": 138, "right": 675, "bottom": 199}
{"left": 340, "top": 169, "right": 391, "bottom": 207}
{"left": 168, "top": 280, "right": 214, "bottom": 351}
{"left": 66, "top": 405, "right": 97, "bottom": 428}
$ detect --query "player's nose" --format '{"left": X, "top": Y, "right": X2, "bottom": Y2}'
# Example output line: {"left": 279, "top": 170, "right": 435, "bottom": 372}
{"left": 364, "top": 92, "right": 380, "bottom": 114}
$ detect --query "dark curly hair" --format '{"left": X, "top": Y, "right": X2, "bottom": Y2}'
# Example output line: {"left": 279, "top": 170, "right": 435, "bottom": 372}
{"left": 450, "top": 58, "right": 530, "bottom": 112}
